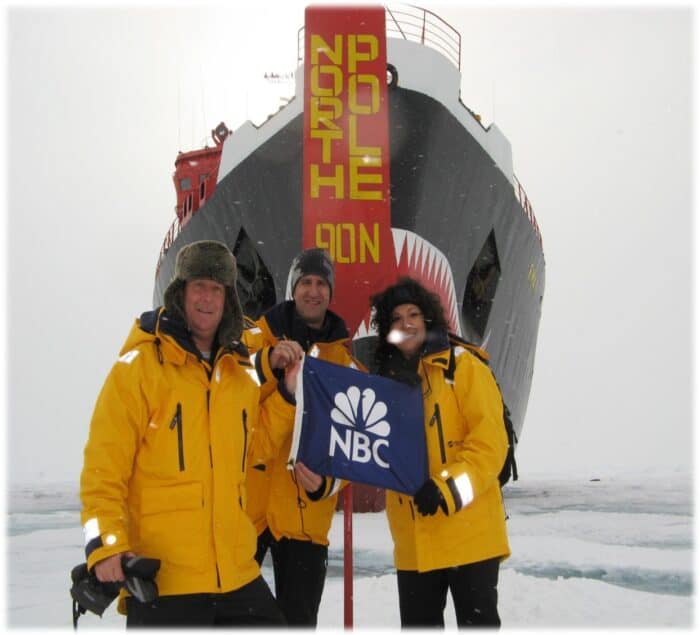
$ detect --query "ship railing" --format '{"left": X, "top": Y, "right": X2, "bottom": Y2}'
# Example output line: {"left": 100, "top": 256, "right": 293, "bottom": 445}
{"left": 297, "top": 4, "right": 461, "bottom": 71}
{"left": 513, "top": 174, "right": 542, "bottom": 247}
{"left": 155, "top": 212, "right": 181, "bottom": 277}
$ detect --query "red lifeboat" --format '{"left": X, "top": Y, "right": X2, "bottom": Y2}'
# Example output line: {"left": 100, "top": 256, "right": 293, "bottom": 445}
{"left": 173, "top": 122, "right": 230, "bottom": 227}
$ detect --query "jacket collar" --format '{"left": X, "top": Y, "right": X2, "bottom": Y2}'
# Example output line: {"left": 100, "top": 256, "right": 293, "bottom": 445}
{"left": 416, "top": 329, "right": 452, "bottom": 372}
{"left": 263, "top": 300, "right": 349, "bottom": 347}
{"left": 137, "top": 308, "right": 248, "bottom": 364}
{"left": 376, "top": 329, "right": 452, "bottom": 381}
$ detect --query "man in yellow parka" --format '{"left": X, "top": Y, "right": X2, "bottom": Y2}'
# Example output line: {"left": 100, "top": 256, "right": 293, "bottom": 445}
{"left": 80, "top": 241, "right": 299, "bottom": 627}
{"left": 243, "top": 248, "right": 361, "bottom": 627}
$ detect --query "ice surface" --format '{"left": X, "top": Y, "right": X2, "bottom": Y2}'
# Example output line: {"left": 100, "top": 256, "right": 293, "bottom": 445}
{"left": 6, "top": 472, "right": 693, "bottom": 629}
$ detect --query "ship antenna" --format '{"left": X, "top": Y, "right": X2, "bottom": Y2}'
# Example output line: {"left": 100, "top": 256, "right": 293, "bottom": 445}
{"left": 200, "top": 61, "right": 207, "bottom": 146}
{"left": 492, "top": 80, "right": 496, "bottom": 123}
{"left": 174, "top": 11, "right": 183, "bottom": 151}
{"left": 177, "top": 63, "right": 181, "bottom": 150}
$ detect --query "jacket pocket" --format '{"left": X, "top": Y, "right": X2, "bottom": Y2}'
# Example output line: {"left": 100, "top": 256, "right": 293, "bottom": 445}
{"left": 139, "top": 482, "right": 207, "bottom": 570}
{"left": 141, "top": 481, "right": 202, "bottom": 515}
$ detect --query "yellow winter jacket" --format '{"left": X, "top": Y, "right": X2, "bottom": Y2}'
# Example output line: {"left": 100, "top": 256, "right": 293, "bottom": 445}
{"left": 384, "top": 338, "right": 511, "bottom": 572}
{"left": 243, "top": 302, "right": 359, "bottom": 545}
{"left": 80, "top": 308, "right": 295, "bottom": 605}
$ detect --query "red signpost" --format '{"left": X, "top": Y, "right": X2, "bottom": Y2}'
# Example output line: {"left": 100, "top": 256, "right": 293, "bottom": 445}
{"left": 302, "top": 7, "right": 393, "bottom": 629}
{"left": 302, "top": 5, "right": 395, "bottom": 336}
{"left": 343, "top": 484, "right": 354, "bottom": 628}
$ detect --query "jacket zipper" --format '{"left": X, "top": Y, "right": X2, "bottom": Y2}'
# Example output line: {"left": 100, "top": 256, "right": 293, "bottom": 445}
{"left": 169, "top": 403, "right": 184, "bottom": 471}
{"left": 429, "top": 403, "right": 447, "bottom": 464}
{"left": 241, "top": 409, "right": 248, "bottom": 473}
{"left": 207, "top": 389, "right": 213, "bottom": 468}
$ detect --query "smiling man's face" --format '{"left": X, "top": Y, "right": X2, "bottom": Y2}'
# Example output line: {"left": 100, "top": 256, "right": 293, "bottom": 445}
{"left": 293, "top": 274, "right": 330, "bottom": 329}
{"left": 183, "top": 278, "right": 225, "bottom": 352}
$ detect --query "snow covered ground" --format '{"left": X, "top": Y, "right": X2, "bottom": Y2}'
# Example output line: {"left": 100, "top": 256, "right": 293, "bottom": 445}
{"left": 6, "top": 469, "right": 693, "bottom": 629}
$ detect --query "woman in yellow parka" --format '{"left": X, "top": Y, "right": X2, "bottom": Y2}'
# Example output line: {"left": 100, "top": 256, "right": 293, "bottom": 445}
{"left": 369, "top": 277, "right": 510, "bottom": 628}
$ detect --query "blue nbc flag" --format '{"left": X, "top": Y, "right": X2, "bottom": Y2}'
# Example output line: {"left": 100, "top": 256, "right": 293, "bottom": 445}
{"left": 289, "top": 355, "right": 428, "bottom": 495}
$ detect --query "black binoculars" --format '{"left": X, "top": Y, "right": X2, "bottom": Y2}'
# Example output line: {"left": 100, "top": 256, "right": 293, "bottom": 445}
{"left": 69, "top": 555, "right": 160, "bottom": 627}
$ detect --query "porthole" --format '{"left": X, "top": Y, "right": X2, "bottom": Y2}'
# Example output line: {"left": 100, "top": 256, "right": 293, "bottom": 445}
{"left": 387, "top": 63, "right": 398, "bottom": 89}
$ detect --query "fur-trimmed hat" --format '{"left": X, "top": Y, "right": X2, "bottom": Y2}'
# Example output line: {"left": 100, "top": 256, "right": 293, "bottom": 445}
{"left": 370, "top": 277, "right": 448, "bottom": 341}
{"left": 289, "top": 248, "right": 335, "bottom": 298}
{"left": 163, "top": 240, "right": 244, "bottom": 348}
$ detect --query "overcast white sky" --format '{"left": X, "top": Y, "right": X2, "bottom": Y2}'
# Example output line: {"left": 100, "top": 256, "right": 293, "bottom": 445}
{"left": 4, "top": 2, "right": 694, "bottom": 485}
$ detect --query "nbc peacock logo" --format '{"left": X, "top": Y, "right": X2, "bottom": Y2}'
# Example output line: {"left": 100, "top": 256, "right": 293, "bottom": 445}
{"left": 328, "top": 386, "right": 391, "bottom": 468}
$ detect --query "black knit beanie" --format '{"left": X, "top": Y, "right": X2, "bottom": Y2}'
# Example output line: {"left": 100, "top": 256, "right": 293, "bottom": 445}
{"left": 289, "top": 248, "right": 335, "bottom": 298}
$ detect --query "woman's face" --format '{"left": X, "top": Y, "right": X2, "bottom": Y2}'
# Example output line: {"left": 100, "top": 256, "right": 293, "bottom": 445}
{"left": 387, "top": 303, "right": 427, "bottom": 358}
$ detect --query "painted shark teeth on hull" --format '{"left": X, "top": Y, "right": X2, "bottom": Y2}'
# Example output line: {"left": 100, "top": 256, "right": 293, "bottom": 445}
{"left": 354, "top": 318, "right": 375, "bottom": 339}
{"left": 391, "top": 228, "right": 461, "bottom": 334}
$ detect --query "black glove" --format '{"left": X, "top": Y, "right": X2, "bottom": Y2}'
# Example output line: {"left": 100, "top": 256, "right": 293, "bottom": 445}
{"left": 305, "top": 476, "right": 327, "bottom": 501}
{"left": 413, "top": 479, "right": 447, "bottom": 516}
{"left": 121, "top": 555, "right": 160, "bottom": 603}
{"left": 70, "top": 555, "right": 160, "bottom": 628}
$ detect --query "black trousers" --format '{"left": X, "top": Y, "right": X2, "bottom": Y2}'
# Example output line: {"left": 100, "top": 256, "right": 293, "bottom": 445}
{"left": 125, "top": 575, "right": 285, "bottom": 627}
{"left": 269, "top": 535, "right": 328, "bottom": 627}
{"left": 396, "top": 557, "right": 501, "bottom": 628}
{"left": 255, "top": 527, "right": 274, "bottom": 565}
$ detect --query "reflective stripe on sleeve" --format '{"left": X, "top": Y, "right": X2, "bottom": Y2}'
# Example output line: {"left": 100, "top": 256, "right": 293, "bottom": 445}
{"left": 83, "top": 517, "right": 100, "bottom": 545}
{"left": 447, "top": 472, "right": 474, "bottom": 510}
